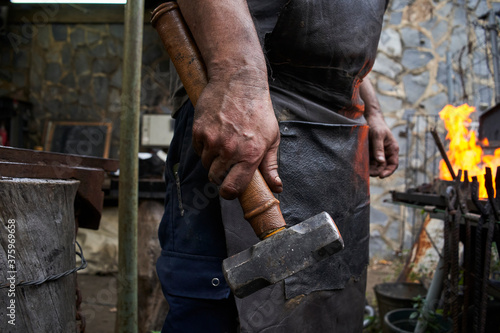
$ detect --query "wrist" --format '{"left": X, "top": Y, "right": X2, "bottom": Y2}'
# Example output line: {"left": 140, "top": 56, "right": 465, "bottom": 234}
{"left": 365, "top": 107, "right": 384, "bottom": 122}
{"left": 208, "top": 59, "right": 268, "bottom": 85}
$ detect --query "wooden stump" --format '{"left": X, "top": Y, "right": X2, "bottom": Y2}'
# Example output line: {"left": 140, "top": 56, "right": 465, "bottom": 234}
{"left": 0, "top": 178, "right": 80, "bottom": 333}
{"left": 137, "top": 200, "right": 169, "bottom": 333}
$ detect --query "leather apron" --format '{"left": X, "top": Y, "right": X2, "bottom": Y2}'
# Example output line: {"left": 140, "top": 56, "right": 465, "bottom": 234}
{"left": 221, "top": 0, "right": 387, "bottom": 331}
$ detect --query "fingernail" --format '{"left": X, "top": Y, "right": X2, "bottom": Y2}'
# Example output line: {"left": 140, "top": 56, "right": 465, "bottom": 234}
{"left": 377, "top": 154, "right": 385, "bottom": 162}
{"left": 275, "top": 176, "right": 282, "bottom": 184}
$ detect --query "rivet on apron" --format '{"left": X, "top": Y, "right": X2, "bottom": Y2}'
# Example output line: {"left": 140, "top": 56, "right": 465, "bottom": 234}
{"left": 211, "top": 278, "right": 220, "bottom": 287}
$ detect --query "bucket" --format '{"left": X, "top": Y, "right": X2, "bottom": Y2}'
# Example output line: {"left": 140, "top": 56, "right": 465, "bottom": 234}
{"left": 384, "top": 308, "right": 451, "bottom": 333}
{"left": 374, "top": 282, "right": 427, "bottom": 323}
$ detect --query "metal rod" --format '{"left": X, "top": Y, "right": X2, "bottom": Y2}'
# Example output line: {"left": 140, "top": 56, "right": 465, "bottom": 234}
{"left": 424, "top": 117, "right": 429, "bottom": 184}
{"left": 431, "top": 128, "right": 457, "bottom": 180}
{"left": 416, "top": 116, "right": 421, "bottom": 186}
{"left": 405, "top": 118, "right": 410, "bottom": 190}
{"left": 386, "top": 200, "right": 491, "bottom": 224}
{"left": 432, "top": 115, "right": 438, "bottom": 178}
{"left": 117, "top": 0, "right": 144, "bottom": 331}
{"left": 489, "top": 9, "right": 500, "bottom": 104}
{"left": 414, "top": 249, "right": 446, "bottom": 333}
{"left": 447, "top": 52, "right": 454, "bottom": 103}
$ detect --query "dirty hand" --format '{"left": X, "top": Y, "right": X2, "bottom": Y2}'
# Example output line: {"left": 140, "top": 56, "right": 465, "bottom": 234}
{"left": 192, "top": 67, "right": 282, "bottom": 200}
{"left": 367, "top": 113, "right": 399, "bottom": 178}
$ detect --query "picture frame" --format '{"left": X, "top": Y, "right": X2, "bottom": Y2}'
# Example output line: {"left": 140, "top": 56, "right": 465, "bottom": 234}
{"left": 43, "top": 121, "right": 112, "bottom": 158}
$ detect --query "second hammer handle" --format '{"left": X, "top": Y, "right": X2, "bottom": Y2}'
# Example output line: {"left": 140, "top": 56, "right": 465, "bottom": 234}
{"left": 151, "top": 2, "right": 286, "bottom": 239}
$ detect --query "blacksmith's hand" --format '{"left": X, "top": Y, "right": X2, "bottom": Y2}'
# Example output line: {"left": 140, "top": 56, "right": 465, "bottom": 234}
{"left": 367, "top": 114, "right": 399, "bottom": 178}
{"left": 360, "top": 77, "right": 399, "bottom": 178}
{"left": 177, "top": 0, "right": 282, "bottom": 200}
{"left": 192, "top": 67, "right": 282, "bottom": 200}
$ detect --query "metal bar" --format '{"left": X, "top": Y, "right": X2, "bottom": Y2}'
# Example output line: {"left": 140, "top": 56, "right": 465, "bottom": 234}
{"left": 431, "top": 128, "right": 456, "bottom": 180}
{"left": 405, "top": 118, "right": 410, "bottom": 190}
{"left": 471, "top": 177, "right": 486, "bottom": 333}
{"left": 489, "top": 9, "right": 500, "bottom": 104}
{"left": 386, "top": 199, "right": 497, "bottom": 225}
{"left": 450, "top": 185, "right": 461, "bottom": 332}
{"left": 496, "top": 166, "right": 500, "bottom": 207}
{"left": 462, "top": 206, "right": 472, "bottom": 333}
{"left": 479, "top": 169, "right": 495, "bottom": 333}
{"left": 447, "top": 52, "right": 454, "bottom": 103}
{"left": 442, "top": 187, "right": 453, "bottom": 324}
{"left": 432, "top": 116, "right": 439, "bottom": 178}
{"left": 424, "top": 117, "right": 429, "bottom": 184}
{"left": 117, "top": 0, "right": 144, "bottom": 330}
{"left": 416, "top": 116, "right": 421, "bottom": 186}
{"left": 414, "top": 248, "right": 446, "bottom": 333}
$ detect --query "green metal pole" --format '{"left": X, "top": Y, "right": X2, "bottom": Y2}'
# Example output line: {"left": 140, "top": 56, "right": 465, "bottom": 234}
{"left": 118, "top": 0, "right": 143, "bottom": 331}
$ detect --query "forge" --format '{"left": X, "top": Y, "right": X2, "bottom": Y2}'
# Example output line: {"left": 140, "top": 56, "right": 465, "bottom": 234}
{"left": 389, "top": 104, "right": 500, "bottom": 333}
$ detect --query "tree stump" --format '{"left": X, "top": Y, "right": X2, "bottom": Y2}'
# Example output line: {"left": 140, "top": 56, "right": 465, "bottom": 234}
{"left": 0, "top": 178, "right": 80, "bottom": 333}
{"left": 137, "top": 199, "right": 169, "bottom": 333}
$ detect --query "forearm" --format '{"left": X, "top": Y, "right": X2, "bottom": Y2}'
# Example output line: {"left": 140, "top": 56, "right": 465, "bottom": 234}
{"left": 360, "top": 78, "right": 383, "bottom": 120}
{"left": 174, "top": 0, "right": 282, "bottom": 198}
{"left": 360, "top": 76, "right": 399, "bottom": 178}
{"left": 177, "top": 0, "right": 268, "bottom": 84}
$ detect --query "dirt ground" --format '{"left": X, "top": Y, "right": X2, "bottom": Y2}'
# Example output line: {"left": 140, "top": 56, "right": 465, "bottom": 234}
{"left": 77, "top": 261, "right": 397, "bottom": 333}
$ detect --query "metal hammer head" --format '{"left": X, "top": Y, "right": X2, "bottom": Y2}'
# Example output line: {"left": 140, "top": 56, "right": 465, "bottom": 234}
{"left": 222, "top": 212, "right": 344, "bottom": 298}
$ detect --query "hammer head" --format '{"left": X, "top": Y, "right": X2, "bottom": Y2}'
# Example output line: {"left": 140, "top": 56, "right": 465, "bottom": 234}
{"left": 222, "top": 212, "right": 343, "bottom": 298}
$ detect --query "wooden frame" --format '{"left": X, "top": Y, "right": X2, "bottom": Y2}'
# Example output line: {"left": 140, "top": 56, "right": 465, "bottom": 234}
{"left": 43, "top": 121, "right": 112, "bottom": 158}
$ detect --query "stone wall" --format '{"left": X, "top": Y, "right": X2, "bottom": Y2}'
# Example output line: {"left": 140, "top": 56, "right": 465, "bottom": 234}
{"left": 1, "top": 18, "right": 172, "bottom": 157}
{"left": 369, "top": 0, "right": 500, "bottom": 258}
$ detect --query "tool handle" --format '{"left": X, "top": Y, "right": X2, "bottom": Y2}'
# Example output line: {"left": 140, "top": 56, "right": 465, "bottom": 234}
{"left": 151, "top": 2, "right": 286, "bottom": 239}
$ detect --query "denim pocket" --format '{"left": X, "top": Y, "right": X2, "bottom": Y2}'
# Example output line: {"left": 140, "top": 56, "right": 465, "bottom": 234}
{"left": 156, "top": 250, "right": 230, "bottom": 300}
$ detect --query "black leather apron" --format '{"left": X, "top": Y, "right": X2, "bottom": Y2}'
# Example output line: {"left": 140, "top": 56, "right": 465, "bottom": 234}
{"left": 221, "top": 0, "right": 387, "bottom": 331}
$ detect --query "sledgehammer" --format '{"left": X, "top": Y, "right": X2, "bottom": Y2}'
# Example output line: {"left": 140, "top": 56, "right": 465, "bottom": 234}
{"left": 151, "top": 1, "right": 344, "bottom": 298}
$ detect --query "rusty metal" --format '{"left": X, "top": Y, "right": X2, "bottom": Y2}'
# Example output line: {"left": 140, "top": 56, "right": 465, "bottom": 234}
{"left": 392, "top": 171, "right": 500, "bottom": 333}
{"left": 431, "top": 128, "right": 457, "bottom": 180}
{"left": 477, "top": 168, "right": 497, "bottom": 333}
{"left": 0, "top": 146, "right": 119, "bottom": 171}
{"left": 442, "top": 186, "right": 454, "bottom": 321}
{"left": 461, "top": 171, "right": 472, "bottom": 333}
{"left": 391, "top": 177, "right": 492, "bottom": 216}
{"left": 394, "top": 112, "right": 500, "bottom": 332}
{"left": 450, "top": 180, "right": 461, "bottom": 332}
{"left": 0, "top": 146, "right": 118, "bottom": 229}
{"left": 471, "top": 176, "right": 487, "bottom": 333}
{"left": 392, "top": 191, "right": 446, "bottom": 207}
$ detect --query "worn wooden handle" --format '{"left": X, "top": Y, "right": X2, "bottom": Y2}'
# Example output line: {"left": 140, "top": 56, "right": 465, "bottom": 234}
{"left": 151, "top": 2, "right": 286, "bottom": 239}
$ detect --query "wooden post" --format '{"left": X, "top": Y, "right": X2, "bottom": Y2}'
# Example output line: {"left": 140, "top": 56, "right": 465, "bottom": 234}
{"left": 0, "top": 178, "right": 80, "bottom": 333}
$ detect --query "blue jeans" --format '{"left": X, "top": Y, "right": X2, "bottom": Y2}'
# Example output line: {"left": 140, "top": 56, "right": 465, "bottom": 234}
{"left": 156, "top": 101, "right": 238, "bottom": 332}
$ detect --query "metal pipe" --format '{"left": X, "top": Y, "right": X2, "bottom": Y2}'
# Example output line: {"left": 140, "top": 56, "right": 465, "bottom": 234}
{"left": 414, "top": 252, "right": 446, "bottom": 333}
{"left": 118, "top": 0, "right": 144, "bottom": 331}
{"left": 489, "top": 9, "right": 500, "bottom": 104}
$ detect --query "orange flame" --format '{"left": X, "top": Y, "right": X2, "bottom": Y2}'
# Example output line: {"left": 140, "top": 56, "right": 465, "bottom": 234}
{"left": 438, "top": 104, "right": 500, "bottom": 199}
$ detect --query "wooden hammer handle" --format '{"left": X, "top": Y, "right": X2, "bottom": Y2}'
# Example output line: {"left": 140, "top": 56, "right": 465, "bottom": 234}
{"left": 151, "top": 2, "right": 286, "bottom": 239}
